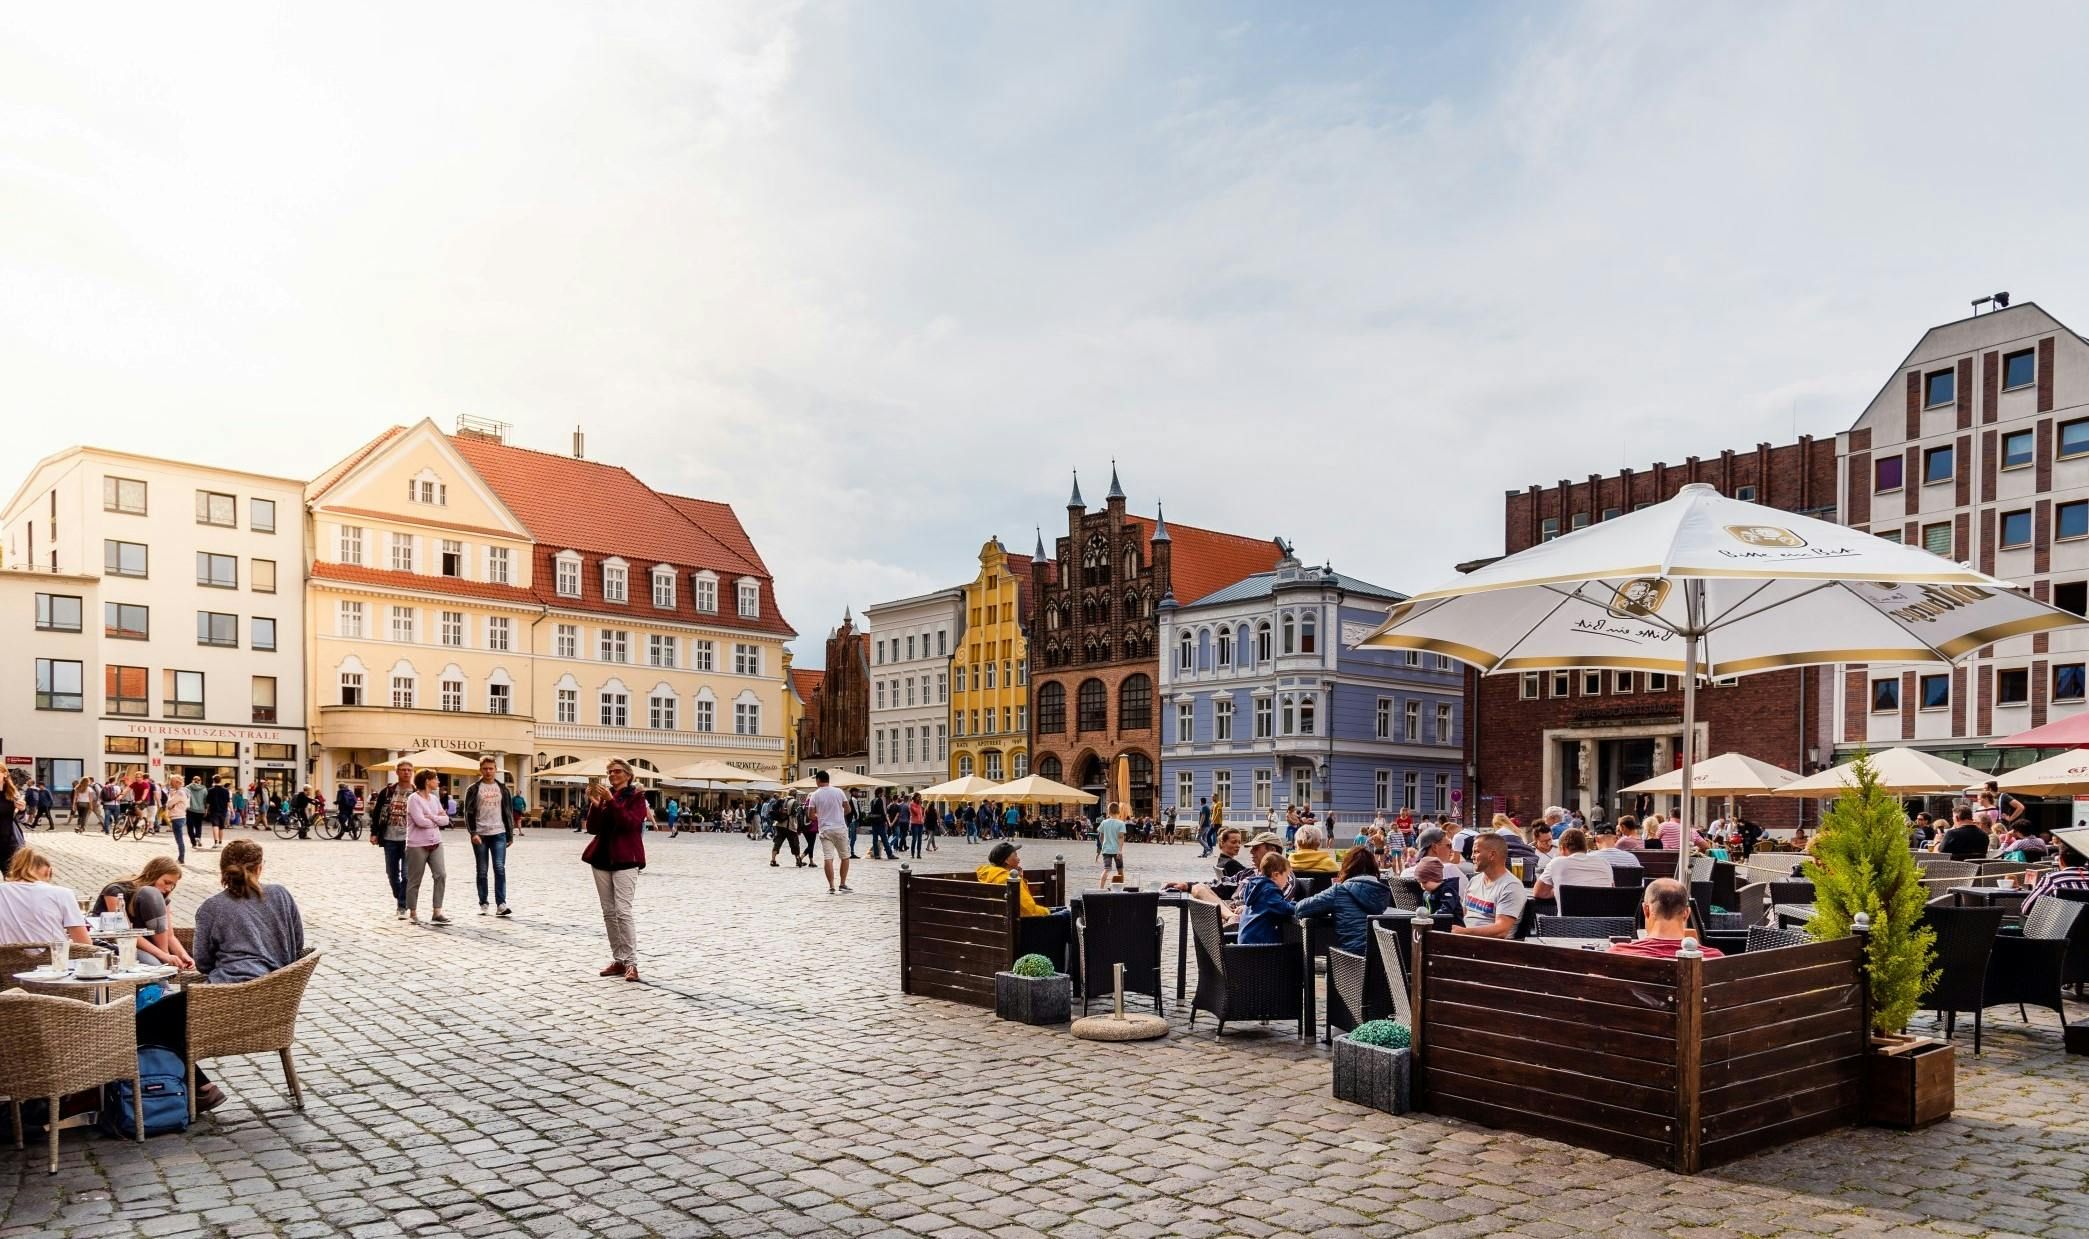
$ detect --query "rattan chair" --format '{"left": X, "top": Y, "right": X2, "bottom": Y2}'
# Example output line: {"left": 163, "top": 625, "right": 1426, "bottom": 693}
{"left": 1688, "top": 855, "right": 1716, "bottom": 884}
{"left": 1369, "top": 920, "right": 1413, "bottom": 1027}
{"left": 1385, "top": 876, "right": 1425, "bottom": 912}
{"left": 1768, "top": 879, "right": 1816, "bottom": 906}
{"left": 0, "top": 991, "right": 141, "bottom": 1173}
{"left": 1918, "top": 905, "right": 2005, "bottom": 1054}
{"left": 1982, "top": 899, "right": 2084, "bottom": 1028}
{"left": 183, "top": 951, "right": 321, "bottom": 1120}
{"left": 1324, "top": 938, "right": 1398, "bottom": 1043}
{"left": 1733, "top": 882, "right": 1771, "bottom": 928}
{"left": 1075, "top": 892, "right": 1163, "bottom": 1016}
{"left": 2055, "top": 888, "right": 2089, "bottom": 996}
{"left": 1186, "top": 900, "right": 1302, "bottom": 1038}
{"left": 1557, "top": 885, "right": 1644, "bottom": 920}
{"left": 1744, "top": 926, "right": 1812, "bottom": 952}
{"left": 1745, "top": 856, "right": 1805, "bottom": 886}
{"left": 1534, "top": 915, "right": 1633, "bottom": 940}
{"left": 1914, "top": 858, "right": 1980, "bottom": 882}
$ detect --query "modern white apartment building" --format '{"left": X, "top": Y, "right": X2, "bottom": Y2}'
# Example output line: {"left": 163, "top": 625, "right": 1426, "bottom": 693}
{"left": 1, "top": 567, "right": 102, "bottom": 794}
{"left": 865, "top": 587, "right": 963, "bottom": 792}
{"left": 1, "top": 449, "right": 309, "bottom": 793}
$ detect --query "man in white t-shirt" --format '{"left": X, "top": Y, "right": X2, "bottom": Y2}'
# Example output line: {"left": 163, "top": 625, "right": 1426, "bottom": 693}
{"left": 807, "top": 770, "right": 854, "bottom": 895}
{"left": 1531, "top": 827, "right": 1617, "bottom": 914}
{"left": 1452, "top": 835, "right": 1525, "bottom": 938}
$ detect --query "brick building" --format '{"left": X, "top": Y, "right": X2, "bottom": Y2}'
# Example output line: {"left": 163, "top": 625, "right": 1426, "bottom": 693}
{"left": 1833, "top": 301, "right": 2089, "bottom": 808}
{"left": 1475, "top": 437, "right": 1839, "bottom": 829}
{"left": 1026, "top": 467, "right": 1280, "bottom": 816}
{"left": 803, "top": 611, "right": 869, "bottom": 775}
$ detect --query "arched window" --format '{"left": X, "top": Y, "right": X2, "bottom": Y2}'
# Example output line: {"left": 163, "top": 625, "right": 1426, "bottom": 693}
{"left": 1215, "top": 626, "right": 1232, "bottom": 669}
{"left": 1076, "top": 678, "right": 1108, "bottom": 732}
{"left": 957, "top": 754, "right": 974, "bottom": 777}
{"left": 1298, "top": 693, "right": 1317, "bottom": 736}
{"left": 1281, "top": 613, "right": 1296, "bottom": 655}
{"left": 1037, "top": 755, "right": 1063, "bottom": 783}
{"left": 1256, "top": 620, "right": 1273, "bottom": 663}
{"left": 1123, "top": 547, "right": 1139, "bottom": 580}
{"left": 1125, "top": 752, "right": 1153, "bottom": 806}
{"left": 1279, "top": 694, "right": 1296, "bottom": 735}
{"left": 1082, "top": 534, "right": 1110, "bottom": 586}
{"left": 1119, "top": 674, "right": 1152, "bottom": 731}
{"left": 1177, "top": 632, "right": 1195, "bottom": 674}
{"left": 1035, "top": 682, "right": 1066, "bottom": 732}
{"left": 1125, "top": 590, "right": 1141, "bottom": 619}
{"left": 1300, "top": 611, "right": 1318, "bottom": 655}
{"left": 1045, "top": 605, "right": 1062, "bottom": 631}
{"left": 1083, "top": 597, "right": 1102, "bottom": 625}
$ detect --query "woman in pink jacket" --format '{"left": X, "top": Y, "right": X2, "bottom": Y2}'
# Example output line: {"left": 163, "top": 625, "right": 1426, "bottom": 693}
{"left": 404, "top": 770, "right": 452, "bottom": 926}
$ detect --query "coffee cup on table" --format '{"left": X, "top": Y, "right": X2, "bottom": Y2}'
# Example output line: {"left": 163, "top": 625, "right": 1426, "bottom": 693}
{"left": 74, "top": 955, "right": 108, "bottom": 979}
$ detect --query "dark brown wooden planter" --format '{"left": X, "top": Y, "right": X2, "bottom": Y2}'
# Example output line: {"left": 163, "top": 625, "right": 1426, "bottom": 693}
{"left": 1866, "top": 1035, "right": 1954, "bottom": 1129}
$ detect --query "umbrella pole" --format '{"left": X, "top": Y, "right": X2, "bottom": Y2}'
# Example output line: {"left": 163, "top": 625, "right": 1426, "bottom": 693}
{"left": 1680, "top": 580, "right": 1703, "bottom": 840}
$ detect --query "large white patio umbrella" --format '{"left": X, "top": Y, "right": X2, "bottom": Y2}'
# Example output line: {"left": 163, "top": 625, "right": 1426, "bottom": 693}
{"left": 1358, "top": 482, "right": 2082, "bottom": 830}
{"left": 660, "top": 759, "right": 770, "bottom": 783}
{"left": 394, "top": 747, "right": 485, "bottom": 774}
{"left": 1995, "top": 751, "right": 2089, "bottom": 797}
{"left": 782, "top": 769, "right": 896, "bottom": 791}
{"left": 916, "top": 774, "right": 1001, "bottom": 799}
{"left": 1618, "top": 752, "right": 1801, "bottom": 796}
{"left": 1764, "top": 746, "right": 1993, "bottom": 797}
{"left": 978, "top": 773, "right": 1098, "bottom": 805}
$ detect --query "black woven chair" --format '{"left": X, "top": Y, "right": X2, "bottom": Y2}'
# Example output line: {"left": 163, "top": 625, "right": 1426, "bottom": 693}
{"left": 1558, "top": 885, "right": 1644, "bottom": 920}
{"left": 2056, "top": 888, "right": 2089, "bottom": 996}
{"left": 1734, "top": 882, "right": 1771, "bottom": 928}
{"left": 1290, "top": 872, "right": 1334, "bottom": 900}
{"left": 1982, "top": 899, "right": 2083, "bottom": 1029}
{"left": 1535, "top": 915, "right": 1633, "bottom": 940}
{"left": 1919, "top": 904, "right": 2006, "bottom": 1054}
{"left": 1369, "top": 920, "right": 1414, "bottom": 1027}
{"left": 1744, "top": 926, "right": 1812, "bottom": 952}
{"left": 1768, "top": 879, "right": 1816, "bottom": 906}
{"left": 1385, "top": 876, "right": 1425, "bottom": 912}
{"left": 1075, "top": 891, "right": 1164, "bottom": 1017}
{"left": 1186, "top": 899, "right": 1304, "bottom": 1038}
{"left": 1611, "top": 864, "right": 1648, "bottom": 887}
{"left": 1325, "top": 935, "right": 1398, "bottom": 1043}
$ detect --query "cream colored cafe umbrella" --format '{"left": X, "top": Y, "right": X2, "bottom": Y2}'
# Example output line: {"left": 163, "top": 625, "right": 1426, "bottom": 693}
{"left": 1766, "top": 747, "right": 1993, "bottom": 797}
{"left": 1619, "top": 752, "right": 1801, "bottom": 797}
{"left": 545, "top": 757, "right": 657, "bottom": 781}
{"left": 1357, "top": 482, "right": 2083, "bottom": 830}
{"left": 979, "top": 773, "right": 1099, "bottom": 805}
{"left": 393, "top": 747, "right": 485, "bottom": 774}
{"left": 661, "top": 759, "right": 768, "bottom": 784}
{"left": 916, "top": 774, "right": 1000, "bottom": 799}
{"left": 782, "top": 769, "right": 897, "bottom": 791}
{"left": 1995, "top": 751, "right": 2089, "bottom": 797}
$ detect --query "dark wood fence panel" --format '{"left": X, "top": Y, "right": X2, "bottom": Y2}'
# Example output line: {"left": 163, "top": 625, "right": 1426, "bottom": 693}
{"left": 899, "top": 863, "right": 1068, "bottom": 1011}
{"left": 1696, "top": 937, "right": 1865, "bottom": 1170}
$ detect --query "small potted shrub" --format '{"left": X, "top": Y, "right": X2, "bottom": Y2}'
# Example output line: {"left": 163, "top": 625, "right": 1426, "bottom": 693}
{"left": 1804, "top": 752, "right": 1950, "bottom": 1128}
{"left": 995, "top": 953, "right": 1071, "bottom": 1025}
{"left": 1332, "top": 1019, "right": 1411, "bottom": 1114}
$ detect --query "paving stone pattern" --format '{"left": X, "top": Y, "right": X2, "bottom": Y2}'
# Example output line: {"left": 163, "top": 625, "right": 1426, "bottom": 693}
{"left": 3, "top": 826, "right": 2086, "bottom": 1237}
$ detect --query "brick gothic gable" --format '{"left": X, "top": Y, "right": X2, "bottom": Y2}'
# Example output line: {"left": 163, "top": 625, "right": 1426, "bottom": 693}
{"left": 810, "top": 615, "right": 869, "bottom": 761}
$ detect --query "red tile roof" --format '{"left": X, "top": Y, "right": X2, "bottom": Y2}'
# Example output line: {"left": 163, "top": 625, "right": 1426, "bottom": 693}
{"left": 660, "top": 494, "right": 769, "bottom": 576}
{"left": 1125, "top": 515, "right": 1282, "bottom": 607}
{"left": 310, "top": 561, "right": 541, "bottom": 608}
{"left": 790, "top": 668, "right": 825, "bottom": 703}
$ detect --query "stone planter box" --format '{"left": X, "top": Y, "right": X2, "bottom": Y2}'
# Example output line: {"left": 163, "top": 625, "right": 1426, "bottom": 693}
{"left": 1332, "top": 1036, "right": 1411, "bottom": 1115}
{"left": 995, "top": 971, "right": 1071, "bottom": 1025}
{"left": 1865, "top": 1034, "right": 1954, "bottom": 1129}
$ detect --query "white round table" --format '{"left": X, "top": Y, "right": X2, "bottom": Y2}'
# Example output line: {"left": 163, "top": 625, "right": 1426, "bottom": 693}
{"left": 12, "top": 963, "right": 176, "bottom": 1005}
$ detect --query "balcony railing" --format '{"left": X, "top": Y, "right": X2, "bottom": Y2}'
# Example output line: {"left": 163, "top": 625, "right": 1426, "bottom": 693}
{"left": 534, "top": 723, "right": 783, "bottom": 751}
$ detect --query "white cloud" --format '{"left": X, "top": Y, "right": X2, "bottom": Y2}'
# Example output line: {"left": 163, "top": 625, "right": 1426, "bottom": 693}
{"left": 3, "top": 3, "right": 2087, "bottom": 665}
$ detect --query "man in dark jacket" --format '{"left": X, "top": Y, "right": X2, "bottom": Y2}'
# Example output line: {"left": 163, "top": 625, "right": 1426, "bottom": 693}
{"left": 462, "top": 756, "right": 516, "bottom": 916}
{"left": 367, "top": 761, "right": 415, "bottom": 917}
{"left": 204, "top": 779, "right": 232, "bottom": 848}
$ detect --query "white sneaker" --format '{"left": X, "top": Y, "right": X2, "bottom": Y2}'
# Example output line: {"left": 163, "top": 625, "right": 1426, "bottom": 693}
{"left": 395, "top": 908, "right": 407, "bottom": 921}
{"left": 478, "top": 904, "right": 490, "bottom": 916}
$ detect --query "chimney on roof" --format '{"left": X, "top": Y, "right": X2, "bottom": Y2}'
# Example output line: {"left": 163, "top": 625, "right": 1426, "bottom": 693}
{"left": 573, "top": 426, "right": 585, "bottom": 459}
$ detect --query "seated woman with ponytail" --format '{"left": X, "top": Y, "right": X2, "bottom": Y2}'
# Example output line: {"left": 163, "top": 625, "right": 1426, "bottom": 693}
{"left": 96, "top": 856, "right": 195, "bottom": 971}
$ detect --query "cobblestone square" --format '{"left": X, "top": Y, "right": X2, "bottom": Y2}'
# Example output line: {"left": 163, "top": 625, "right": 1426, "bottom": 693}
{"left": 4, "top": 827, "right": 2086, "bottom": 1238}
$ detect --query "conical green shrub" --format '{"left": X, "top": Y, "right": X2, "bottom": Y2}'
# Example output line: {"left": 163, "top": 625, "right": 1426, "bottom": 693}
{"left": 1802, "top": 751, "right": 1936, "bottom": 1033}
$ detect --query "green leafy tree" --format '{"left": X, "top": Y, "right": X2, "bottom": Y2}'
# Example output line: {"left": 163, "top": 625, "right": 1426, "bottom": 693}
{"left": 1802, "top": 751, "right": 1937, "bottom": 1033}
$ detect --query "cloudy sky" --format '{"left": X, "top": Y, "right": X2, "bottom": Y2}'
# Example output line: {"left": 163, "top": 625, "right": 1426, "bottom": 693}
{"left": 6, "top": 3, "right": 2088, "bottom": 666}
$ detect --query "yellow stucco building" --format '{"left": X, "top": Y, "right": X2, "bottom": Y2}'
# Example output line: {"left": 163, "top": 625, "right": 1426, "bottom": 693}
{"left": 305, "top": 419, "right": 793, "bottom": 799}
{"left": 948, "top": 536, "right": 1030, "bottom": 783}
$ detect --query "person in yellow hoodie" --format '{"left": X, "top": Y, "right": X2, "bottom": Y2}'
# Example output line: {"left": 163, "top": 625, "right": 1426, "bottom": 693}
{"left": 977, "top": 841, "right": 1070, "bottom": 967}
{"left": 1287, "top": 824, "right": 1340, "bottom": 875}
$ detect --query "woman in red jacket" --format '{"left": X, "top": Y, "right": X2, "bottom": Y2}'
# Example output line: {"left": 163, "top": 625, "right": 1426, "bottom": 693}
{"left": 583, "top": 759, "right": 648, "bottom": 981}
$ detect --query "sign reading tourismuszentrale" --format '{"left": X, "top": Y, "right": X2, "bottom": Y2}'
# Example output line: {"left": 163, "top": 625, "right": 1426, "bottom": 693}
{"left": 114, "top": 722, "right": 303, "bottom": 742}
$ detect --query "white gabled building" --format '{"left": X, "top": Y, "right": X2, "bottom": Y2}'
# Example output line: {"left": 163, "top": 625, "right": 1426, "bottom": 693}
{"left": 864, "top": 587, "right": 963, "bottom": 793}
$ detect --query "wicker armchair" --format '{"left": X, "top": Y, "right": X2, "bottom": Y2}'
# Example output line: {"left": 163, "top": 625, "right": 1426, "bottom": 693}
{"left": 1186, "top": 900, "right": 1302, "bottom": 1038}
{"left": 1557, "top": 885, "right": 1643, "bottom": 920}
{"left": 1982, "top": 899, "right": 2084, "bottom": 1029}
{"left": 183, "top": 952, "right": 321, "bottom": 1120}
{"left": 1074, "top": 892, "right": 1163, "bottom": 1016}
{"left": 1745, "top": 856, "right": 1805, "bottom": 886}
{"left": 2055, "top": 888, "right": 2089, "bottom": 996}
{"left": 1369, "top": 921, "right": 1413, "bottom": 1027}
{"left": 1385, "top": 876, "right": 1425, "bottom": 912}
{"left": 1535, "top": 915, "right": 1633, "bottom": 940}
{"left": 1744, "top": 926, "right": 1812, "bottom": 952}
{"left": 0, "top": 992, "right": 140, "bottom": 1173}
{"left": 1733, "top": 882, "right": 1771, "bottom": 928}
{"left": 1918, "top": 905, "right": 2005, "bottom": 1054}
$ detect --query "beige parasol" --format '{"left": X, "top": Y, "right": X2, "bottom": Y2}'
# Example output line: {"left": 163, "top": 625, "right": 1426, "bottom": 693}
{"left": 1995, "top": 751, "right": 2089, "bottom": 797}
{"left": 1765, "top": 747, "right": 1991, "bottom": 797}
{"left": 979, "top": 773, "right": 1099, "bottom": 805}
{"left": 394, "top": 748, "right": 486, "bottom": 774}
{"left": 782, "top": 769, "right": 897, "bottom": 791}
{"left": 916, "top": 774, "right": 1001, "bottom": 799}
{"left": 1618, "top": 752, "right": 1801, "bottom": 797}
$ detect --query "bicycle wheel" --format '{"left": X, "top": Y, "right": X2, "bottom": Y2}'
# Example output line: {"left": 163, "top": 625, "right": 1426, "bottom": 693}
{"left": 317, "top": 816, "right": 343, "bottom": 841}
{"left": 273, "top": 818, "right": 300, "bottom": 840}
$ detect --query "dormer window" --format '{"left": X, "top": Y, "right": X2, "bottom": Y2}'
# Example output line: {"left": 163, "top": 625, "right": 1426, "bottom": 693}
{"left": 736, "top": 578, "right": 759, "bottom": 618}
{"left": 440, "top": 539, "right": 464, "bottom": 578}
{"left": 694, "top": 572, "right": 719, "bottom": 613}
{"left": 652, "top": 567, "right": 675, "bottom": 608}
{"left": 602, "top": 559, "right": 628, "bottom": 603}
{"left": 407, "top": 468, "right": 447, "bottom": 506}
{"left": 555, "top": 552, "right": 582, "bottom": 598}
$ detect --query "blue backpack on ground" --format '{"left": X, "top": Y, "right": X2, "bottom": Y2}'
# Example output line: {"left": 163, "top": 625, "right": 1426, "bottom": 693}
{"left": 100, "top": 1045, "right": 190, "bottom": 1137}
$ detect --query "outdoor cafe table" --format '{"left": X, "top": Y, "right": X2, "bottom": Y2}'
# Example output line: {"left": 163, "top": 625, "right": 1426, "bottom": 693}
{"left": 1774, "top": 903, "right": 1817, "bottom": 929}
{"left": 13, "top": 962, "right": 176, "bottom": 1006}
{"left": 1949, "top": 885, "right": 2029, "bottom": 912}
{"left": 1067, "top": 889, "right": 1190, "bottom": 1000}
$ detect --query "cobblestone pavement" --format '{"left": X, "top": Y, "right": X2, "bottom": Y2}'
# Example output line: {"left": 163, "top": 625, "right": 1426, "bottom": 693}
{"left": 3, "top": 826, "right": 2086, "bottom": 1238}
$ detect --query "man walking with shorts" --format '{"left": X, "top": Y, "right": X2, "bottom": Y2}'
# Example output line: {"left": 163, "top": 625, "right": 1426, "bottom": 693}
{"left": 1096, "top": 801, "right": 1127, "bottom": 888}
{"left": 809, "top": 770, "right": 853, "bottom": 895}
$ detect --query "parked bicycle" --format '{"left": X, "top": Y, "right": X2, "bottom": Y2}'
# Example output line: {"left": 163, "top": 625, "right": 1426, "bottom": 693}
{"left": 318, "top": 813, "right": 365, "bottom": 841}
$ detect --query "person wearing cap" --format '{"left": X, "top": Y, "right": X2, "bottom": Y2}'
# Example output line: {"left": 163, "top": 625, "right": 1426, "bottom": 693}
{"left": 1607, "top": 878, "right": 1723, "bottom": 959}
{"left": 1179, "top": 831, "right": 1291, "bottom": 926}
{"left": 1450, "top": 835, "right": 1524, "bottom": 938}
{"left": 1589, "top": 820, "right": 1643, "bottom": 875}
{"left": 1407, "top": 856, "right": 1465, "bottom": 922}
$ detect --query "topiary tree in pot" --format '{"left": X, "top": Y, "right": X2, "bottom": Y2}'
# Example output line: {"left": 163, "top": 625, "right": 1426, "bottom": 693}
{"left": 1332, "top": 1019, "right": 1412, "bottom": 1114}
{"left": 995, "top": 953, "right": 1070, "bottom": 1025}
{"left": 1801, "top": 751, "right": 1949, "bottom": 1127}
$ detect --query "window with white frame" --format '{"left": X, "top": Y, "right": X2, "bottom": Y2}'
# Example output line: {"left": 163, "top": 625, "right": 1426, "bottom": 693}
{"left": 1434, "top": 773, "right": 1449, "bottom": 810}
{"left": 555, "top": 687, "right": 576, "bottom": 723}
{"left": 694, "top": 696, "right": 715, "bottom": 732}
{"left": 1405, "top": 700, "right": 1421, "bottom": 741}
{"left": 1550, "top": 670, "right": 1571, "bottom": 697}
{"left": 958, "top": 754, "right": 974, "bottom": 777}
{"left": 937, "top": 671, "right": 947, "bottom": 702}
{"left": 1177, "top": 632, "right": 1194, "bottom": 673}
{"left": 1375, "top": 771, "right": 1391, "bottom": 811}
{"left": 391, "top": 675, "right": 415, "bottom": 708}
{"left": 409, "top": 475, "right": 446, "bottom": 506}
{"left": 734, "top": 700, "right": 760, "bottom": 735}
{"left": 339, "top": 601, "right": 365, "bottom": 638}
{"left": 1017, "top": 658, "right": 1026, "bottom": 685}
{"left": 954, "top": 713, "right": 966, "bottom": 738}
{"left": 1614, "top": 671, "right": 1634, "bottom": 694}
{"left": 488, "top": 682, "right": 511, "bottom": 715}
{"left": 648, "top": 634, "right": 676, "bottom": 667}
{"left": 440, "top": 540, "right": 464, "bottom": 578}
{"left": 1213, "top": 770, "right": 1232, "bottom": 810}
{"left": 1214, "top": 698, "right": 1233, "bottom": 741}
{"left": 440, "top": 679, "right": 464, "bottom": 712}
{"left": 939, "top": 725, "right": 948, "bottom": 761}
{"left": 339, "top": 671, "right": 363, "bottom": 706}
{"left": 1177, "top": 771, "right": 1195, "bottom": 809}
{"left": 1582, "top": 670, "right": 1602, "bottom": 696}
{"left": 487, "top": 616, "right": 511, "bottom": 651}
{"left": 874, "top": 730, "right": 884, "bottom": 765}
{"left": 1403, "top": 772, "right": 1419, "bottom": 810}
{"left": 1254, "top": 697, "right": 1273, "bottom": 739}
{"left": 1215, "top": 627, "right": 1232, "bottom": 669}
{"left": 737, "top": 580, "right": 759, "bottom": 618}
{"left": 1016, "top": 705, "right": 1027, "bottom": 732}
{"left": 652, "top": 568, "right": 675, "bottom": 608}
{"left": 984, "top": 662, "right": 997, "bottom": 689}
{"left": 1176, "top": 702, "right": 1194, "bottom": 744}
{"left": 599, "top": 689, "right": 628, "bottom": 727}
{"left": 1253, "top": 768, "right": 1272, "bottom": 809}
{"left": 1281, "top": 614, "right": 1296, "bottom": 655}
{"left": 905, "top": 676, "right": 916, "bottom": 706}
{"left": 1298, "top": 695, "right": 1316, "bottom": 736}
{"left": 486, "top": 546, "right": 510, "bottom": 584}
{"left": 390, "top": 532, "right": 413, "bottom": 573}
{"left": 1256, "top": 621, "right": 1273, "bottom": 663}
{"left": 1376, "top": 699, "right": 1393, "bottom": 739}
{"left": 1520, "top": 671, "right": 1539, "bottom": 699}
{"left": 602, "top": 561, "right": 627, "bottom": 603}
{"left": 692, "top": 639, "right": 715, "bottom": 671}
{"left": 955, "top": 665, "right": 967, "bottom": 693}
{"left": 554, "top": 623, "right": 578, "bottom": 658}
{"left": 1300, "top": 612, "right": 1317, "bottom": 654}
{"left": 733, "top": 643, "right": 759, "bottom": 676}
{"left": 694, "top": 574, "right": 717, "bottom": 613}
{"left": 599, "top": 630, "right": 629, "bottom": 663}
{"left": 440, "top": 610, "right": 464, "bottom": 647}
{"left": 1436, "top": 702, "right": 1452, "bottom": 743}
{"left": 983, "top": 750, "right": 1003, "bottom": 781}
{"left": 904, "top": 728, "right": 916, "bottom": 765}
{"left": 389, "top": 606, "right": 415, "bottom": 643}
{"left": 555, "top": 554, "right": 581, "bottom": 597}
{"left": 937, "top": 629, "right": 947, "bottom": 656}
{"left": 1648, "top": 673, "right": 1670, "bottom": 691}
{"left": 649, "top": 693, "right": 676, "bottom": 730}
{"left": 339, "top": 525, "right": 364, "bottom": 565}
{"left": 875, "top": 681, "right": 885, "bottom": 710}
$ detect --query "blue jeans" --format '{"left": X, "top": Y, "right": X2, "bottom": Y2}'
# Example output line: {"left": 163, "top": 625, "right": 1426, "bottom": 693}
{"left": 472, "top": 833, "right": 509, "bottom": 907}
{"left": 381, "top": 839, "right": 408, "bottom": 909}
{"left": 868, "top": 824, "right": 892, "bottom": 859}
{"left": 173, "top": 818, "right": 186, "bottom": 863}
{"left": 847, "top": 821, "right": 860, "bottom": 858}
{"left": 910, "top": 823, "right": 924, "bottom": 858}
